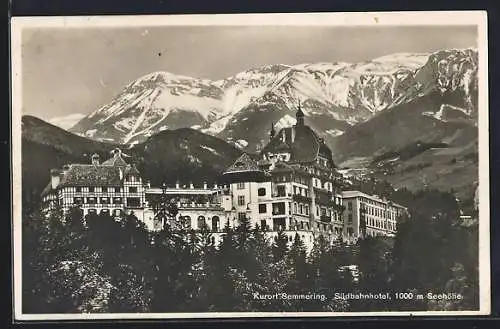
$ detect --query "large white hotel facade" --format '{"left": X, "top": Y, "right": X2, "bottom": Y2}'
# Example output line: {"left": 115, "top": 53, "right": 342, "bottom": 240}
{"left": 41, "top": 107, "right": 407, "bottom": 249}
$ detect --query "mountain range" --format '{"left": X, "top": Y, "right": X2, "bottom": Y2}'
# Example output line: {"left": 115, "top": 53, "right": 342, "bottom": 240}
{"left": 69, "top": 48, "right": 477, "bottom": 149}
{"left": 26, "top": 48, "right": 479, "bottom": 202}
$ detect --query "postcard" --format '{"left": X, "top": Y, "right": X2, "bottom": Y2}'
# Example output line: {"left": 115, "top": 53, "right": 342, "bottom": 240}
{"left": 11, "top": 11, "right": 490, "bottom": 320}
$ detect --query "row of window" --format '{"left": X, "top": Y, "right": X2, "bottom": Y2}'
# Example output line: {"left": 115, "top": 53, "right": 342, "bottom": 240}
{"left": 293, "top": 203, "right": 310, "bottom": 216}
{"left": 73, "top": 197, "right": 141, "bottom": 207}
{"left": 69, "top": 186, "right": 139, "bottom": 193}
{"left": 293, "top": 186, "right": 309, "bottom": 198}
{"left": 86, "top": 208, "right": 123, "bottom": 217}
{"left": 366, "top": 217, "right": 396, "bottom": 231}
{"left": 364, "top": 204, "right": 398, "bottom": 220}
{"left": 346, "top": 201, "right": 399, "bottom": 220}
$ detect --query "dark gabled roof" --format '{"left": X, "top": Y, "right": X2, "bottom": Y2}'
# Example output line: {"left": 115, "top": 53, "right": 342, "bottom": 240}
{"left": 224, "top": 153, "right": 263, "bottom": 174}
{"left": 262, "top": 125, "right": 326, "bottom": 163}
{"left": 59, "top": 164, "right": 123, "bottom": 187}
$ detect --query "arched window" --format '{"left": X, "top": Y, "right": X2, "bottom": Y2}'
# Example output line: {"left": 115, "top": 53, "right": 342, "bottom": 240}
{"left": 197, "top": 216, "right": 206, "bottom": 229}
{"left": 212, "top": 216, "right": 220, "bottom": 232}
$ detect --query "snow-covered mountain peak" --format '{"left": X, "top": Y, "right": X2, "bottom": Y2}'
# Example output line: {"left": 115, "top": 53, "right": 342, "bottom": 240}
{"left": 70, "top": 48, "right": 478, "bottom": 148}
{"left": 372, "top": 53, "right": 430, "bottom": 66}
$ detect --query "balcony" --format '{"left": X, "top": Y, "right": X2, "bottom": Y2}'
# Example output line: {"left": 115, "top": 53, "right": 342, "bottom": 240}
{"left": 320, "top": 215, "right": 331, "bottom": 222}
{"left": 293, "top": 194, "right": 312, "bottom": 203}
{"left": 178, "top": 202, "right": 222, "bottom": 210}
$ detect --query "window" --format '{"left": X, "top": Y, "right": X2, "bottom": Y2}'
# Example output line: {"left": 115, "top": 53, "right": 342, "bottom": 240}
{"left": 272, "top": 202, "right": 286, "bottom": 215}
{"left": 348, "top": 201, "right": 352, "bottom": 211}
{"left": 73, "top": 197, "right": 83, "bottom": 204}
{"left": 348, "top": 213, "right": 353, "bottom": 224}
{"left": 321, "top": 207, "right": 326, "bottom": 216}
{"left": 114, "top": 187, "right": 121, "bottom": 193}
{"left": 113, "top": 209, "right": 122, "bottom": 217}
{"left": 299, "top": 204, "right": 303, "bottom": 214}
{"left": 305, "top": 205, "right": 309, "bottom": 216}
{"left": 87, "top": 197, "right": 97, "bottom": 204}
{"left": 237, "top": 182, "right": 245, "bottom": 190}
{"left": 129, "top": 187, "right": 138, "bottom": 193}
{"left": 197, "top": 216, "right": 206, "bottom": 229}
{"left": 88, "top": 187, "right": 95, "bottom": 192}
{"left": 75, "top": 187, "right": 82, "bottom": 193}
{"left": 293, "top": 203, "right": 298, "bottom": 214}
{"left": 88, "top": 209, "right": 97, "bottom": 214}
{"left": 102, "top": 186, "right": 108, "bottom": 193}
{"left": 237, "top": 195, "right": 245, "bottom": 206}
{"left": 212, "top": 216, "right": 219, "bottom": 231}
{"left": 258, "top": 188, "right": 266, "bottom": 196}
{"left": 238, "top": 212, "right": 246, "bottom": 222}
{"left": 259, "top": 204, "right": 267, "bottom": 214}
{"left": 113, "top": 197, "right": 122, "bottom": 204}
{"left": 260, "top": 220, "right": 267, "bottom": 230}
{"left": 100, "top": 197, "right": 109, "bottom": 204}
{"left": 127, "top": 197, "right": 141, "bottom": 208}
{"left": 180, "top": 216, "right": 191, "bottom": 229}
{"left": 316, "top": 206, "right": 319, "bottom": 216}
{"left": 276, "top": 185, "right": 285, "bottom": 197}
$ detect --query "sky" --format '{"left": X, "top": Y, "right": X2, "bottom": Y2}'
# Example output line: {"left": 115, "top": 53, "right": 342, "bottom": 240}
{"left": 20, "top": 25, "right": 478, "bottom": 121}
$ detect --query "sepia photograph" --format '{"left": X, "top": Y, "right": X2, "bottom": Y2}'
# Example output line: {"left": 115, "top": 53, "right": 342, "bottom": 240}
{"left": 11, "top": 11, "right": 490, "bottom": 320}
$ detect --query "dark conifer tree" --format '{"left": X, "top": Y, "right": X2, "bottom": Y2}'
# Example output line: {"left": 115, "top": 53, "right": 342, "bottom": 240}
{"left": 272, "top": 229, "right": 289, "bottom": 262}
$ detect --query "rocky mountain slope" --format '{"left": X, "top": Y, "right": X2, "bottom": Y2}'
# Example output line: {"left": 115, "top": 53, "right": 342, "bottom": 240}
{"left": 69, "top": 48, "right": 478, "bottom": 152}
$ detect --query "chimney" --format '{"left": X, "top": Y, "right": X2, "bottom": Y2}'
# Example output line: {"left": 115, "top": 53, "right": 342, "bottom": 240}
{"left": 91, "top": 153, "right": 100, "bottom": 165}
{"left": 175, "top": 181, "right": 180, "bottom": 189}
{"left": 203, "top": 181, "right": 208, "bottom": 189}
{"left": 62, "top": 164, "right": 70, "bottom": 176}
{"left": 270, "top": 122, "right": 276, "bottom": 139}
{"left": 190, "top": 182, "right": 194, "bottom": 189}
{"left": 50, "top": 169, "right": 61, "bottom": 189}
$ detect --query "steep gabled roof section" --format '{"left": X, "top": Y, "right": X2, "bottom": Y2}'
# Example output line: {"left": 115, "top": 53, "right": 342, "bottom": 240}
{"left": 101, "top": 148, "right": 128, "bottom": 166}
{"left": 224, "top": 153, "right": 262, "bottom": 174}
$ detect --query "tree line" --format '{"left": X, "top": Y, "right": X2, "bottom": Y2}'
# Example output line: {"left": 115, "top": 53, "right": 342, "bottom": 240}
{"left": 22, "top": 188, "right": 479, "bottom": 313}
